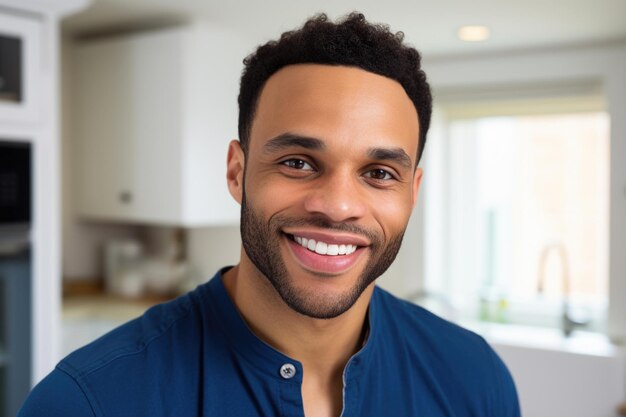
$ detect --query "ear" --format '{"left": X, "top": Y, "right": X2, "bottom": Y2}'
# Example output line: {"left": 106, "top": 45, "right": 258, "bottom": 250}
{"left": 411, "top": 168, "right": 423, "bottom": 208}
{"left": 226, "top": 140, "right": 245, "bottom": 205}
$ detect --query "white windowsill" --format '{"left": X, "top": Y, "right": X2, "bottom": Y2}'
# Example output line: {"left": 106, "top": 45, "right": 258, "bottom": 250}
{"left": 460, "top": 320, "right": 625, "bottom": 358}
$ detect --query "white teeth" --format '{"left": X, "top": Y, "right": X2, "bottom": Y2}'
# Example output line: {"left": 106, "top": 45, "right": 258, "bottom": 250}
{"left": 292, "top": 235, "right": 359, "bottom": 256}
{"left": 315, "top": 241, "right": 327, "bottom": 254}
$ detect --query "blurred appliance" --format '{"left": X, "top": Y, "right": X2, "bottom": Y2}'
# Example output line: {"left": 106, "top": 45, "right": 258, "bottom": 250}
{"left": 104, "top": 240, "right": 144, "bottom": 298}
{"left": 0, "top": 140, "right": 31, "bottom": 417}
{"left": 104, "top": 236, "right": 189, "bottom": 298}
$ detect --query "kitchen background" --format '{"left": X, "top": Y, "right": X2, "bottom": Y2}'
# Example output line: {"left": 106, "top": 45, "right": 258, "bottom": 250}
{"left": 1, "top": 0, "right": 626, "bottom": 416}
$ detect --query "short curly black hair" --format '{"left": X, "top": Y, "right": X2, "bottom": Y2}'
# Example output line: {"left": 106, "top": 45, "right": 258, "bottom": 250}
{"left": 238, "top": 12, "right": 432, "bottom": 165}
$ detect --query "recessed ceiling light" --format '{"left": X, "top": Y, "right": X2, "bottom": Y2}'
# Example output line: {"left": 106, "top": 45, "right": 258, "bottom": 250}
{"left": 458, "top": 25, "right": 491, "bottom": 42}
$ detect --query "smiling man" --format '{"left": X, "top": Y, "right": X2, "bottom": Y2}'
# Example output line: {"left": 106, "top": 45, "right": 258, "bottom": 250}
{"left": 19, "top": 12, "right": 520, "bottom": 417}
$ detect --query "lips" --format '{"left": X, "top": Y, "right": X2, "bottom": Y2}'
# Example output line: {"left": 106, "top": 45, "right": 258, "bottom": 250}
{"left": 283, "top": 230, "right": 368, "bottom": 275}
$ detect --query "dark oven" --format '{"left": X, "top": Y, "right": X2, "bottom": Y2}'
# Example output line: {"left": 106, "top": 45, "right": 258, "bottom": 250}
{"left": 0, "top": 140, "right": 31, "bottom": 227}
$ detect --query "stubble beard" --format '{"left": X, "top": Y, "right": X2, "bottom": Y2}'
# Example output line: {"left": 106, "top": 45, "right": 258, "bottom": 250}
{"left": 240, "top": 186, "right": 406, "bottom": 319}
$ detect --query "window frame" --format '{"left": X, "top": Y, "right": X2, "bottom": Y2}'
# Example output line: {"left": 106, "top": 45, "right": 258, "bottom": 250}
{"left": 424, "top": 107, "right": 610, "bottom": 332}
{"left": 419, "top": 44, "right": 626, "bottom": 342}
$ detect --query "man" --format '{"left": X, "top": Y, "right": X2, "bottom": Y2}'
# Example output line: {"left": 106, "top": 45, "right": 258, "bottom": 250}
{"left": 19, "top": 13, "right": 520, "bottom": 416}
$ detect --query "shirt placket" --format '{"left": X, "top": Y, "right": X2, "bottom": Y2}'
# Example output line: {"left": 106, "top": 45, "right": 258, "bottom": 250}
{"left": 277, "top": 361, "right": 305, "bottom": 417}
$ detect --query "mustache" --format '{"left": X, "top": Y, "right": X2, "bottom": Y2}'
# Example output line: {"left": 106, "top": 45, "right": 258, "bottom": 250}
{"left": 271, "top": 214, "right": 380, "bottom": 244}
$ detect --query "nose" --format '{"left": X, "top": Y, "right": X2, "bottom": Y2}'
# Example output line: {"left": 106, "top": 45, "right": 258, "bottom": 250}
{"left": 302, "top": 169, "right": 367, "bottom": 223}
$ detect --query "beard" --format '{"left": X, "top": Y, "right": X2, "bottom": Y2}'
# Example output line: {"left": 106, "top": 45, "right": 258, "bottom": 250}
{"left": 240, "top": 186, "right": 406, "bottom": 319}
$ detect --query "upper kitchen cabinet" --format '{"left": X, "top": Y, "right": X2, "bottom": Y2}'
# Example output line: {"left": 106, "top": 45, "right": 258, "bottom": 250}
{"left": 73, "top": 24, "right": 242, "bottom": 226}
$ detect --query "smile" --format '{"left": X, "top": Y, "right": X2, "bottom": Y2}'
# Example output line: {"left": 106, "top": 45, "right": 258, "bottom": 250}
{"left": 292, "top": 235, "right": 358, "bottom": 256}
{"left": 283, "top": 230, "right": 369, "bottom": 275}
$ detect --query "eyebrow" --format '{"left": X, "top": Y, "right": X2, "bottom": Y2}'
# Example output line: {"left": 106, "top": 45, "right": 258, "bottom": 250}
{"left": 262, "top": 132, "right": 413, "bottom": 169}
{"left": 263, "top": 133, "right": 326, "bottom": 153}
{"left": 367, "top": 147, "right": 413, "bottom": 170}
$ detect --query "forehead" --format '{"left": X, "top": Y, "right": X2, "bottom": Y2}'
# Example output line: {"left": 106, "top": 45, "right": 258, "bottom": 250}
{"left": 249, "top": 64, "right": 420, "bottom": 161}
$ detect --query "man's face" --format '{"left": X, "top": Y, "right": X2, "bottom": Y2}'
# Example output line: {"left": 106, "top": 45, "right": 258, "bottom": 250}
{"left": 229, "top": 64, "right": 422, "bottom": 319}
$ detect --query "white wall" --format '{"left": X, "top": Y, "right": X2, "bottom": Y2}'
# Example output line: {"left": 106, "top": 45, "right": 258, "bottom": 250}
{"left": 187, "top": 225, "right": 240, "bottom": 282}
{"left": 495, "top": 341, "right": 625, "bottom": 417}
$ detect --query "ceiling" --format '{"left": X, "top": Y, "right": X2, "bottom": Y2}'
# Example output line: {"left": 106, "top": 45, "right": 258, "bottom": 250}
{"left": 62, "top": 0, "right": 626, "bottom": 58}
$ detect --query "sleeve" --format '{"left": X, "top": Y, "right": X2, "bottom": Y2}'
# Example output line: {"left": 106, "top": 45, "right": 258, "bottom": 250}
{"left": 490, "top": 347, "right": 521, "bottom": 417}
{"left": 16, "top": 368, "right": 96, "bottom": 417}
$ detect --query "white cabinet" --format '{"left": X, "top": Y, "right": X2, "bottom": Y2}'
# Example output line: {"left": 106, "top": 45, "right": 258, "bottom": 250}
{"left": 73, "top": 25, "right": 240, "bottom": 226}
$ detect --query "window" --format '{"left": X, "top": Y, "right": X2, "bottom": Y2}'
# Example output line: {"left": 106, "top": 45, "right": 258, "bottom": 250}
{"left": 424, "top": 98, "right": 610, "bottom": 332}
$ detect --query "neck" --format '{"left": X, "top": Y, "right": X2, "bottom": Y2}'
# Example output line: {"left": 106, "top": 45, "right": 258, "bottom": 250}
{"left": 222, "top": 255, "right": 373, "bottom": 381}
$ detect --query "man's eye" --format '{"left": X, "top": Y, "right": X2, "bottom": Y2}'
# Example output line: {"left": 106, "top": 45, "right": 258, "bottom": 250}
{"left": 282, "top": 159, "right": 313, "bottom": 170}
{"left": 366, "top": 169, "right": 394, "bottom": 181}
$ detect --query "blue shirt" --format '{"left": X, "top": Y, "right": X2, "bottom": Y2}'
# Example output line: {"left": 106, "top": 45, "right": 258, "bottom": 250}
{"left": 19, "top": 269, "right": 520, "bottom": 416}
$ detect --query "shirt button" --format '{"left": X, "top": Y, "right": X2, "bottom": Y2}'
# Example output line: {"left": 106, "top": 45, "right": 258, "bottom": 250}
{"left": 279, "top": 363, "right": 296, "bottom": 379}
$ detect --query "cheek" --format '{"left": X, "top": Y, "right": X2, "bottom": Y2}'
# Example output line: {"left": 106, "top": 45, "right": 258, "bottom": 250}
{"left": 245, "top": 173, "right": 305, "bottom": 216}
{"left": 369, "top": 193, "right": 414, "bottom": 236}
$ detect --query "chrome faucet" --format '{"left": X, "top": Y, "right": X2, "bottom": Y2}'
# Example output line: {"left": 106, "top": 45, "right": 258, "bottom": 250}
{"left": 537, "top": 243, "right": 589, "bottom": 337}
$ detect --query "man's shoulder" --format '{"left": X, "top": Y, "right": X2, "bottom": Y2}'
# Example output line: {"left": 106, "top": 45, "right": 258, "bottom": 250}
{"left": 19, "top": 276, "right": 228, "bottom": 416}
{"left": 373, "top": 285, "right": 484, "bottom": 346}
{"left": 371, "top": 286, "right": 520, "bottom": 415}
{"left": 19, "top": 290, "right": 203, "bottom": 417}
{"left": 59, "top": 286, "right": 202, "bottom": 380}
{"left": 372, "top": 286, "right": 505, "bottom": 378}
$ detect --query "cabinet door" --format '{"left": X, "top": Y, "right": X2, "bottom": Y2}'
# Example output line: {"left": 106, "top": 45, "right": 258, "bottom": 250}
{"left": 74, "top": 38, "right": 134, "bottom": 220}
{"left": 124, "top": 30, "right": 183, "bottom": 223}
{"left": 74, "top": 31, "right": 184, "bottom": 223}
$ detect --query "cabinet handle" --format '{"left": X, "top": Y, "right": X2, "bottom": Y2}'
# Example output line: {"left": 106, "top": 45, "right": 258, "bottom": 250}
{"left": 119, "top": 191, "right": 132, "bottom": 204}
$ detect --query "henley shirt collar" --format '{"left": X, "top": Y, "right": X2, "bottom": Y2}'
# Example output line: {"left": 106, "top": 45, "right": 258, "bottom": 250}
{"left": 203, "top": 268, "right": 379, "bottom": 383}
